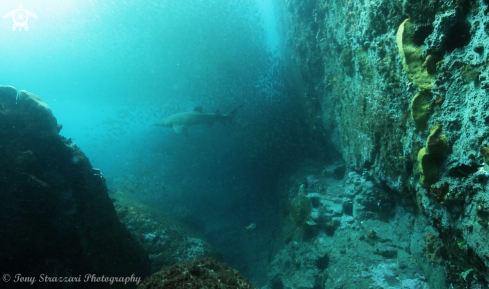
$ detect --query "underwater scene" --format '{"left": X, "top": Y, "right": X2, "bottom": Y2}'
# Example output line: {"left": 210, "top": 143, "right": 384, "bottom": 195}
{"left": 2, "top": 0, "right": 489, "bottom": 288}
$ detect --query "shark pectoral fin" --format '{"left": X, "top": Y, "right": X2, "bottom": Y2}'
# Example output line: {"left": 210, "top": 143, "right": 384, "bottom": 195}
{"left": 173, "top": 124, "right": 187, "bottom": 134}
{"left": 226, "top": 104, "right": 243, "bottom": 124}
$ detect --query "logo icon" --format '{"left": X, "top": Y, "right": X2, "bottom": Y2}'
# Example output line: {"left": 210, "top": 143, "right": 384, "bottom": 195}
{"left": 3, "top": 3, "right": 38, "bottom": 31}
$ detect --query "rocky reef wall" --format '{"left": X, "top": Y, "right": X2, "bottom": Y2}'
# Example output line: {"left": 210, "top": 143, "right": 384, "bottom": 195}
{"left": 0, "top": 86, "right": 150, "bottom": 288}
{"left": 271, "top": 0, "right": 489, "bottom": 287}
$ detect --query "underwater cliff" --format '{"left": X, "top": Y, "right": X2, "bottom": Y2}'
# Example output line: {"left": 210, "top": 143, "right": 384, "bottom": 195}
{"left": 0, "top": 86, "right": 151, "bottom": 288}
{"left": 266, "top": 0, "right": 489, "bottom": 288}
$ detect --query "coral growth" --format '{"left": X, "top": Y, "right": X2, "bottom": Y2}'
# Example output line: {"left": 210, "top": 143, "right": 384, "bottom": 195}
{"left": 425, "top": 126, "right": 448, "bottom": 156}
{"left": 397, "top": 19, "right": 436, "bottom": 90}
{"left": 430, "top": 182, "right": 449, "bottom": 202}
{"left": 411, "top": 89, "right": 432, "bottom": 129}
{"left": 424, "top": 232, "right": 446, "bottom": 264}
{"left": 480, "top": 146, "right": 489, "bottom": 170}
{"left": 138, "top": 257, "right": 257, "bottom": 289}
{"left": 417, "top": 126, "right": 448, "bottom": 186}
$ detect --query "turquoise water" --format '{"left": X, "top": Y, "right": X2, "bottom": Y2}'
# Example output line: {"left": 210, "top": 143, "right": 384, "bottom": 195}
{"left": 0, "top": 0, "right": 314, "bottom": 283}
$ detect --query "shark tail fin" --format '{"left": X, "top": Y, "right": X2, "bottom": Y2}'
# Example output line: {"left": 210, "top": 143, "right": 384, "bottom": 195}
{"left": 226, "top": 104, "right": 243, "bottom": 124}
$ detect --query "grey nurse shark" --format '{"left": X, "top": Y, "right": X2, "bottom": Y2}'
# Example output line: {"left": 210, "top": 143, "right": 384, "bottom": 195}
{"left": 155, "top": 104, "right": 242, "bottom": 135}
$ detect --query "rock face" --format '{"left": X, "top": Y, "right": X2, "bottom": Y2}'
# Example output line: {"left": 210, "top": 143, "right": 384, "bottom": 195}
{"left": 0, "top": 86, "right": 150, "bottom": 288}
{"left": 271, "top": 0, "right": 489, "bottom": 288}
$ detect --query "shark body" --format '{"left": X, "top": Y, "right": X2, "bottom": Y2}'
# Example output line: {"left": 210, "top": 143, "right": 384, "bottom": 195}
{"left": 155, "top": 105, "right": 242, "bottom": 134}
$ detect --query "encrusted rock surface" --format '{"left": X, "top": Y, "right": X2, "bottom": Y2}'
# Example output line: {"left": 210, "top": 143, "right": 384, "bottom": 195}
{"left": 111, "top": 191, "right": 222, "bottom": 272}
{"left": 138, "top": 257, "right": 257, "bottom": 289}
{"left": 0, "top": 86, "right": 150, "bottom": 288}
{"left": 270, "top": 0, "right": 489, "bottom": 287}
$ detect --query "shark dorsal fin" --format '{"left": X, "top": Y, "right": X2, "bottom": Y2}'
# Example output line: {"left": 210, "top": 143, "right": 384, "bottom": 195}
{"left": 193, "top": 105, "right": 203, "bottom": 113}
{"left": 215, "top": 109, "right": 222, "bottom": 115}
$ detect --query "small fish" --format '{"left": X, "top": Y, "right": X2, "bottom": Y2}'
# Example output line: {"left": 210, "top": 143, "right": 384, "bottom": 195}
{"left": 245, "top": 223, "right": 256, "bottom": 230}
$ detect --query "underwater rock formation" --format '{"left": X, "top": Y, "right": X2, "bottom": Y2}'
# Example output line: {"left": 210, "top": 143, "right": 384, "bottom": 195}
{"left": 271, "top": 0, "right": 489, "bottom": 287}
{"left": 137, "top": 257, "right": 257, "bottom": 289}
{"left": 111, "top": 192, "right": 222, "bottom": 272}
{"left": 268, "top": 164, "right": 421, "bottom": 288}
{"left": 0, "top": 86, "right": 150, "bottom": 288}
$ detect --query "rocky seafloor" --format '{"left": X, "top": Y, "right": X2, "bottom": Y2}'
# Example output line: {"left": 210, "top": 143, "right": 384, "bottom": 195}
{"left": 265, "top": 0, "right": 489, "bottom": 288}
{"left": 110, "top": 191, "right": 222, "bottom": 272}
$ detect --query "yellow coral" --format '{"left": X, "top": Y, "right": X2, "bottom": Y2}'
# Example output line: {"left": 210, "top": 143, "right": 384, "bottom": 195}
{"left": 417, "top": 126, "right": 448, "bottom": 187}
{"left": 397, "top": 19, "right": 436, "bottom": 90}
{"left": 411, "top": 89, "right": 431, "bottom": 130}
